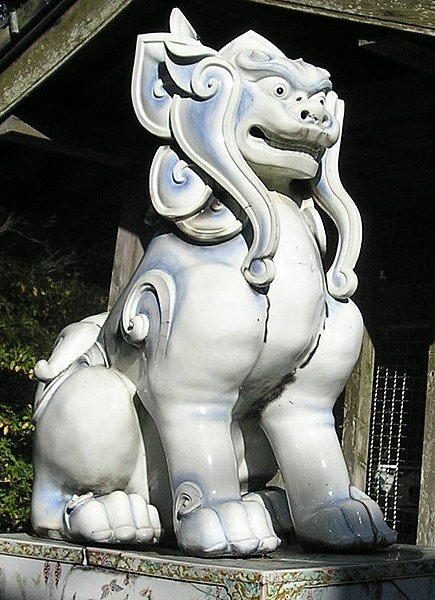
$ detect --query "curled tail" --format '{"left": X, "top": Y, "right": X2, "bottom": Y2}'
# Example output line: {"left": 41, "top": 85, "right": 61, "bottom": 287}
{"left": 33, "top": 313, "right": 108, "bottom": 421}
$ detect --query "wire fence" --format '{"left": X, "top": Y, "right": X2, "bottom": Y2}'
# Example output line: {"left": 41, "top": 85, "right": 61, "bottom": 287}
{"left": 367, "top": 329, "right": 429, "bottom": 544}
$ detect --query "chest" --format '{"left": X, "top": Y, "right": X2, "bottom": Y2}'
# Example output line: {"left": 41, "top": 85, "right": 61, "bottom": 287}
{"left": 243, "top": 194, "right": 327, "bottom": 394}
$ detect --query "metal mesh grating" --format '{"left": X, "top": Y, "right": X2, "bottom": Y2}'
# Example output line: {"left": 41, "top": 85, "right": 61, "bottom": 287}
{"left": 366, "top": 329, "right": 429, "bottom": 544}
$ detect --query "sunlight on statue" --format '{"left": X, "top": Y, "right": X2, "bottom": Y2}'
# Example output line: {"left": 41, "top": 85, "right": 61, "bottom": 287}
{"left": 30, "top": 8, "right": 396, "bottom": 556}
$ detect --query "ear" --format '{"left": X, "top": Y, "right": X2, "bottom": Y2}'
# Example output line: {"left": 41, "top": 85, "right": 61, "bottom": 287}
{"left": 131, "top": 33, "right": 174, "bottom": 138}
{"left": 163, "top": 40, "right": 218, "bottom": 95}
{"left": 166, "top": 7, "right": 216, "bottom": 93}
{"left": 131, "top": 11, "right": 215, "bottom": 137}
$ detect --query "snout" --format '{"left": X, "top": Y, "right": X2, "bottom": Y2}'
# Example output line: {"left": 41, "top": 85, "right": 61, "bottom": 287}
{"left": 298, "top": 98, "right": 331, "bottom": 127}
{"left": 292, "top": 97, "right": 339, "bottom": 147}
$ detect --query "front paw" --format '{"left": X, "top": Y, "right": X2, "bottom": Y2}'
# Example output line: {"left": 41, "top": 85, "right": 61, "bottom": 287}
{"left": 175, "top": 498, "right": 280, "bottom": 557}
{"left": 65, "top": 490, "right": 162, "bottom": 544}
{"left": 296, "top": 489, "right": 396, "bottom": 552}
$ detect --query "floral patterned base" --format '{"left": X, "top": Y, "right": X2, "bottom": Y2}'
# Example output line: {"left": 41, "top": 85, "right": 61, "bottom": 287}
{"left": 1, "top": 534, "right": 435, "bottom": 599}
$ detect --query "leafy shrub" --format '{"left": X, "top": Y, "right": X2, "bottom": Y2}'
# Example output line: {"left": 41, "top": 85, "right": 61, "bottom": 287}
{"left": 0, "top": 211, "right": 108, "bottom": 532}
{"left": 0, "top": 395, "right": 34, "bottom": 532}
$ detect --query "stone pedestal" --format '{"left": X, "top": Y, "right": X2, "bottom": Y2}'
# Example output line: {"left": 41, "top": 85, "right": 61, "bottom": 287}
{"left": 1, "top": 533, "right": 434, "bottom": 599}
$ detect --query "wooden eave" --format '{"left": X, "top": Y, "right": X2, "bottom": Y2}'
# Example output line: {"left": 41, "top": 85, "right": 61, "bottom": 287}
{"left": 244, "top": 0, "right": 435, "bottom": 37}
{"left": 0, "top": 0, "right": 136, "bottom": 121}
{"left": 1, "top": 0, "right": 434, "bottom": 123}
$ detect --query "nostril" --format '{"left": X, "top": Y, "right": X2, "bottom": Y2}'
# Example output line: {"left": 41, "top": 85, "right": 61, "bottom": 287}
{"left": 250, "top": 126, "right": 266, "bottom": 140}
{"left": 322, "top": 115, "right": 329, "bottom": 124}
{"left": 300, "top": 110, "right": 309, "bottom": 120}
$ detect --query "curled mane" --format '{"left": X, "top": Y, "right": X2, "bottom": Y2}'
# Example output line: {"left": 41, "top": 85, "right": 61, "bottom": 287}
{"left": 131, "top": 8, "right": 361, "bottom": 298}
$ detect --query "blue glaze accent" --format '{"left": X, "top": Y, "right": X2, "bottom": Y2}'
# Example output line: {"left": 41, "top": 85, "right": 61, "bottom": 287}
{"left": 236, "top": 88, "right": 253, "bottom": 122}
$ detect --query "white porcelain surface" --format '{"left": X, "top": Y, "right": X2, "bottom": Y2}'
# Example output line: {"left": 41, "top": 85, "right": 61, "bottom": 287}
{"left": 31, "top": 9, "right": 395, "bottom": 557}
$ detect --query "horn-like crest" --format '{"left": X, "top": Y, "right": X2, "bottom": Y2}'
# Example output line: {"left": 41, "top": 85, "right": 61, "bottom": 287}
{"left": 169, "top": 8, "right": 199, "bottom": 39}
{"left": 220, "top": 30, "right": 286, "bottom": 61}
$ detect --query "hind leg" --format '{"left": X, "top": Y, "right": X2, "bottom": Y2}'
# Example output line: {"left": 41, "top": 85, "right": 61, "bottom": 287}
{"left": 31, "top": 366, "right": 161, "bottom": 544}
{"left": 231, "top": 417, "right": 294, "bottom": 541}
{"left": 261, "top": 298, "right": 396, "bottom": 551}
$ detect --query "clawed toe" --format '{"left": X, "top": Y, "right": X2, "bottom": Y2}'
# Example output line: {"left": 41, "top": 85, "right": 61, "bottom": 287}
{"left": 296, "top": 493, "right": 396, "bottom": 552}
{"left": 66, "top": 491, "right": 162, "bottom": 545}
{"left": 176, "top": 499, "right": 280, "bottom": 557}
{"left": 349, "top": 486, "right": 397, "bottom": 547}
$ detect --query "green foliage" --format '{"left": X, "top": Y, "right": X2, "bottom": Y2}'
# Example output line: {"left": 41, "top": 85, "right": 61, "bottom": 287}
{"left": 0, "top": 211, "right": 108, "bottom": 532}
{"left": 0, "top": 254, "right": 107, "bottom": 375}
{"left": 0, "top": 399, "right": 34, "bottom": 532}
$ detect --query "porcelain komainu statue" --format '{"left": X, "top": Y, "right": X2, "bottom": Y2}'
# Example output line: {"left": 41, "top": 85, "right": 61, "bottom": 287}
{"left": 31, "top": 9, "right": 396, "bottom": 556}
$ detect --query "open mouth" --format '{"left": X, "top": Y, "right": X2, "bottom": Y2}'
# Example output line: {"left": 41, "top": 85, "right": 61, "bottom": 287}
{"left": 249, "top": 126, "right": 321, "bottom": 160}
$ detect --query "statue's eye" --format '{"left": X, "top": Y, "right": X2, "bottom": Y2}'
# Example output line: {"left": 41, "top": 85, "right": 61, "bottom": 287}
{"left": 274, "top": 83, "right": 288, "bottom": 97}
{"left": 312, "top": 91, "right": 327, "bottom": 105}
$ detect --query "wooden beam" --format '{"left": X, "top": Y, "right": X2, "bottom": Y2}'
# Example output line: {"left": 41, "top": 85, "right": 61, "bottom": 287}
{"left": 0, "top": 18, "right": 11, "bottom": 54}
{"left": 108, "top": 170, "right": 151, "bottom": 308}
{"left": 0, "top": 114, "right": 48, "bottom": 139}
{"left": 244, "top": 0, "right": 435, "bottom": 37}
{"left": 342, "top": 329, "right": 374, "bottom": 491}
{"left": 359, "top": 38, "right": 435, "bottom": 76}
{"left": 417, "top": 341, "right": 435, "bottom": 546}
{"left": 108, "top": 225, "right": 144, "bottom": 308}
{"left": 8, "top": 0, "right": 60, "bottom": 35}
{"left": 0, "top": 115, "right": 134, "bottom": 167}
{"left": 0, "top": 0, "right": 136, "bottom": 121}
